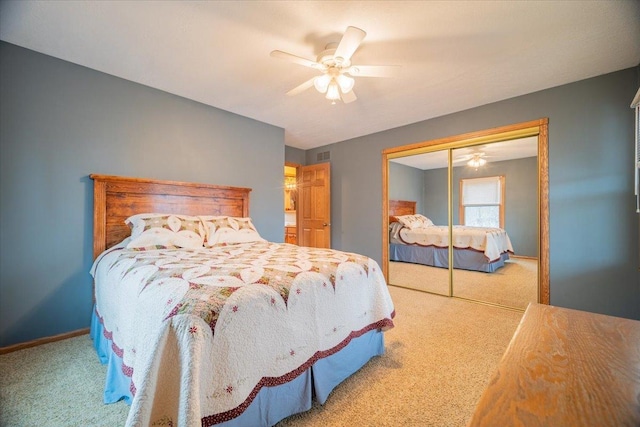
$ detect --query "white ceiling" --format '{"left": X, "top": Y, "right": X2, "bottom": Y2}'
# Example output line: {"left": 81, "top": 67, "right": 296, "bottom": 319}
{"left": 1, "top": 1, "right": 639, "bottom": 150}
{"left": 390, "top": 136, "right": 539, "bottom": 170}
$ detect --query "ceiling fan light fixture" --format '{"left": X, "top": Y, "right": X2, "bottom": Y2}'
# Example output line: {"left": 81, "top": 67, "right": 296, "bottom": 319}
{"left": 336, "top": 74, "right": 355, "bottom": 93}
{"left": 326, "top": 81, "right": 341, "bottom": 101}
{"left": 314, "top": 74, "right": 331, "bottom": 93}
{"left": 273, "top": 26, "right": 398, "bottom": 104}
{"left": 467, "top": 156, "right": 487, "bottom": 169}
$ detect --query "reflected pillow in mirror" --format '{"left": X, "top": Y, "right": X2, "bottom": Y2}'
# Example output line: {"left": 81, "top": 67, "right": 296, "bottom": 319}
{"left": 395, "top": 214, "right": 434, "bottom": 229}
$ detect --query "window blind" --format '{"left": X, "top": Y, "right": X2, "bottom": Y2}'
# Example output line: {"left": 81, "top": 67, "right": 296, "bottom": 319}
{"left": 462, "top": 176, "right": 501, "bottom": 205}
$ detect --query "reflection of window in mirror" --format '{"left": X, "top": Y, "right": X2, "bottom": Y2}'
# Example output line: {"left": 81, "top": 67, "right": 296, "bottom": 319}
{"left": 460, "top": 176, "right": 505, "bottom": 228}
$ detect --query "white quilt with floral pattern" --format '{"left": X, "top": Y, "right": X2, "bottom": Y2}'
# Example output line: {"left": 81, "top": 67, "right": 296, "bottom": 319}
{"left": 390, "top": 223, "right": 514, "bottom": 261}
{"left": 92, "top": 241, "right": 395, "bottom": 427}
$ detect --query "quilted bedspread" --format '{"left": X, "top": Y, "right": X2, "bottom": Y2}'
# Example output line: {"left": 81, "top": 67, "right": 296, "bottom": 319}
{"left": 91, "top": 241, "right": 395, "bottom": 427}
{"left": 390, "top": 223, "right": 514, "bottom": 261}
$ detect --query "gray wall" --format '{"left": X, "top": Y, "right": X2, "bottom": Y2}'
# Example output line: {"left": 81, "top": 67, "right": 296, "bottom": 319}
{"left": 285, "top": 145, "right": 306, "bottom": 165}
{"left": 388, "top": 162, "right": 424, "bottom": 214}
{"left": 422, "top": 168, "right": 449, "bottom": 226}
{"left": 0, "top": 42, "right": 285, "bottom": 347}
{"left": 308, "top": 67, "right": 640, "bottom": 320}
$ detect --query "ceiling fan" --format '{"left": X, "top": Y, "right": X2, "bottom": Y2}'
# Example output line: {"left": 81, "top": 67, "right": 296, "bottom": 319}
{"left": 271, "top": 26, "right": 400, "bottom": 104}
{"left": 453, "top": 151, "right": 495, "bottom": 169}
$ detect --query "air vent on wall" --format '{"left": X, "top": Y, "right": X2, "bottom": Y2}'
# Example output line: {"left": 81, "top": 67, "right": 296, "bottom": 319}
{"left": 316, "top": 151, "right": 330, "bottom": 162}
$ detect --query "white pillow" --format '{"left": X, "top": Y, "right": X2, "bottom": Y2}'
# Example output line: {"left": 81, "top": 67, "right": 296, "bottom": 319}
{"left": 125, "top": 213, "right": 206, "bottom": 250}
{"left": 395, "top": 214, "right": 434, "bottom": 230}
{"left": 414, "top": 214, "right": 434, "bottom": 228}
{"left": 199, "top": 216, "right": 265, "bottom": 246}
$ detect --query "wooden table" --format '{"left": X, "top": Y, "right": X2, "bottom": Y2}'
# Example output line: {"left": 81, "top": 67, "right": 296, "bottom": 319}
{"left": 468, "top": 303, "right": 640, "bottom": 427}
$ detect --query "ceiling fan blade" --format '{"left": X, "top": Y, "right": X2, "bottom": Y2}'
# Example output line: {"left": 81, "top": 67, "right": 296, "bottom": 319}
{"left": 286, "top": 77, "right": 316, "bottom": 96}
{"left": 341, "top": 89, "right": 357, "bottom": 104}
{"left": 346, "top": 65, "right": 401, "bottom": 78}
{"left": 270, "top": 50, "right": 322, "bottom": 70}
{"left": 334, "top": 26, "right": 366, "bottom": 62}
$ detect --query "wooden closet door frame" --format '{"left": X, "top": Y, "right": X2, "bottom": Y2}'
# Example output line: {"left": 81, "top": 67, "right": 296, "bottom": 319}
{"left": 382, "top": 118, "right": 549, "bottom": 306}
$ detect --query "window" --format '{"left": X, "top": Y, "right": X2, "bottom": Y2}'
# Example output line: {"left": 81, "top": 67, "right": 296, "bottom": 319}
{"left": 460, "top": 176, "right": 505, "bottom": 228}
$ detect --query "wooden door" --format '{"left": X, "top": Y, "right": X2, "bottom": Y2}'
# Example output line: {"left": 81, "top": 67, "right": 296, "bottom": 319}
{"left": 297, "top": 162, "right": 331, "bottom": 248}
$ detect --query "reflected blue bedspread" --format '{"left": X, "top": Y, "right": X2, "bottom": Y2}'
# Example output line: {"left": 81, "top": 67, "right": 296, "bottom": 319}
{"left": 390, "top": 243, "right": 509, "bottom": 272}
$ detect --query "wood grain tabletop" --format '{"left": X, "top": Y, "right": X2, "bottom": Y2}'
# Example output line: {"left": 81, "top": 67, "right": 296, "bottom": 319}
{"left": 467, "top": 303, "right": 640, "bottom": 427}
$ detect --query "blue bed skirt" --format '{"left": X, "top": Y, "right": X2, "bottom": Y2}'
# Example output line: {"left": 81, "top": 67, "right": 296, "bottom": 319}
{"left": 90, "top": 308, "right": 385, "bottom": 427}
{"left": 389, "top": 243, "right": 509, "bottom": 273}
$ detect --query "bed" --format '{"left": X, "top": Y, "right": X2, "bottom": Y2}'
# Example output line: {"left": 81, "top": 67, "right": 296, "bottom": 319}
{"left": 89, "top": 174, "right": 395, "bottom": 427}
{"left": 389, "top": 200, "right": 513, "bottom": 273}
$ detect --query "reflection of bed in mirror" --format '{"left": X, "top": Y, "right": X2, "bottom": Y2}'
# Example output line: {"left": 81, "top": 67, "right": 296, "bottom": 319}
{"left": 389, "top": 200, "right": 513, "bottom": 273}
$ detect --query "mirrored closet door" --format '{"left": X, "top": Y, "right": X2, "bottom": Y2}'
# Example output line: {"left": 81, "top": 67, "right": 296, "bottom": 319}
{"left": 387, "top": 150, "right": 450, "bottom": 296}
{"left": 382, "top": 119, "right": 549, "bottom": 310}
{"left": 450, "top": 139, "right": 539, "bottom": 308}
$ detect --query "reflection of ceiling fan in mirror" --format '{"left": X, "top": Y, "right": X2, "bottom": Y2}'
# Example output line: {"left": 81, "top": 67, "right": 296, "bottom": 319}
{"left": 390, "top": 137, "right": 538, "bottom": 171}
{"left": 270, "top": 26, "right": 400, "bottom": 104}
{"left": 453, "top": 151, "right": 496, "bottom": 169}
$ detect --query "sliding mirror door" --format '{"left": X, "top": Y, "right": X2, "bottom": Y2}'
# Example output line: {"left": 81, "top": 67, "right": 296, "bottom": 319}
{"left": 451, "top": 138, "right": 539, "bottom": 309}
{"left": 382, "top": 119, "right": 549, "bottom": 309}
{"left": 387, "top": 150, "right": 450, "bottom": 296}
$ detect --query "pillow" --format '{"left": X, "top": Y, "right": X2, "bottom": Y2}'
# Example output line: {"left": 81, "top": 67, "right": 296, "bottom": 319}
{"left": 414, "top": 214, "right": 434, "bottom": 228}
{"left": 395, "top": 214, "right": 434, "bottom": 230}
{"left": 125, "top": 213, "right": 206, "bottom": 250}
{"left": 199, "top": 216, "right": 265, "bottom": 246}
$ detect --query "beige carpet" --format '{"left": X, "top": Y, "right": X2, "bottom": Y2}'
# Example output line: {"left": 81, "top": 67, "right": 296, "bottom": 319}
{"left": 0, "top": 286, "right": 522, "bottom": 427}
{"left": 389, "top": 257, "right": 538, "bottom": 309}
{"left": 0, "top": 333, "right": 130, "bottom": 425}
{"left": 389, "top": 260, "right": 450, "bottom": 295}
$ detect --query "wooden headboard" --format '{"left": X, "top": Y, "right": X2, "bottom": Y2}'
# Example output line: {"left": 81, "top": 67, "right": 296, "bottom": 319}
{"left": 91, "top": 174, "right": 251, "bottom": 259}
{"left": 389, "top": 200, "right": 417, "bottom": 223}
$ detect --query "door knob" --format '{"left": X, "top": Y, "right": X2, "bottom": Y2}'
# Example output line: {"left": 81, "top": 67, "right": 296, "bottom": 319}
{"left": 323, "top": 223, "right": 331, "bottom": 227}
